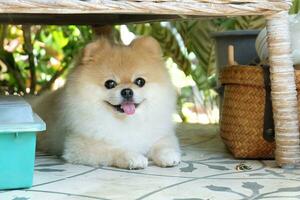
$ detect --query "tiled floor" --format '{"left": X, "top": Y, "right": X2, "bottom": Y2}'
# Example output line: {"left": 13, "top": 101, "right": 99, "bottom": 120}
{"left": 1, "top": 123, "right": 300, "bottom": 200}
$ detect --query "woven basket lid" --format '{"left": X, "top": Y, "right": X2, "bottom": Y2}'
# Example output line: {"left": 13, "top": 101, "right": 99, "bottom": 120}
{"left": 221, "top": 65, "right": 300, "bottom": 89}
{"left": 220, "top": 65, "right": 265, "bottom": 87}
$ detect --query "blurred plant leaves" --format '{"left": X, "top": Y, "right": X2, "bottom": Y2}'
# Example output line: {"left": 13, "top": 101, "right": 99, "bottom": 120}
{"left": 0, "top": 25, "right": 92, "bottom": 94}
{"left": 291, "top": 0, "right": 300, "bottom": 14}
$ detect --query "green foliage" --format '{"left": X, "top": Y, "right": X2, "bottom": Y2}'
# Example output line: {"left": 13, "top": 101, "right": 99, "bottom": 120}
{"left": 291, "top": 0, "right": 300, "bottom": 14}
{"left": 128, "top": 23, "right": 192, "bottom": 75}
{"left": 0, "top": 25, "right": 92, "bottom": 94}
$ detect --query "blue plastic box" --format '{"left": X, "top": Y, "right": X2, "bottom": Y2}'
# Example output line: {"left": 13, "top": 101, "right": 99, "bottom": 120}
{"left": 0, "top": 96, "right": 45, "bottom": 190}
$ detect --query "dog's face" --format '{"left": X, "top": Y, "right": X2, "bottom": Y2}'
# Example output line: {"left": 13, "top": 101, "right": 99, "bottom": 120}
{"left": 71, "top": 36, "right": 171, "bottom": 116}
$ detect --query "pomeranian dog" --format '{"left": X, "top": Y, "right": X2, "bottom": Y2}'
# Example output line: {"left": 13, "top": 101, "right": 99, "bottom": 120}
{"left": 32, "top": 36, "right": 181, "bottom": 169}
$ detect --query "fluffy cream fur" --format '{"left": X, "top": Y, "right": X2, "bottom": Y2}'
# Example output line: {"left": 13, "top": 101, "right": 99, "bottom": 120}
{"left": 32, "top": 36, "right": 181, "bottom": 169}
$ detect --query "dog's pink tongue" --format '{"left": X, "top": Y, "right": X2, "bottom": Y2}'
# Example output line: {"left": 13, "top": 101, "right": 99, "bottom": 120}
{"left": 121, "top": 102, "right": 136, "bottom": 115}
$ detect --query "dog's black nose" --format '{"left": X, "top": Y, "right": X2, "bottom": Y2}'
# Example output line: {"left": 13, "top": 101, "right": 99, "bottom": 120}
{"left": 121, "top": 88, "right": 134, "bottom": 99}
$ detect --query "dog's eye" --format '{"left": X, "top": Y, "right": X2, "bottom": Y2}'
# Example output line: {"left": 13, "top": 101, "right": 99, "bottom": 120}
{"left": 134, "top": 77, "right": 146, "bottom": 87}
{"left": 104, "top": 80, "right": 117, "bottom": 89}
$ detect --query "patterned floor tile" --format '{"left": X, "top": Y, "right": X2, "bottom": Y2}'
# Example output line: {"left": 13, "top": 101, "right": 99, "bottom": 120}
{"left": 1, "top": 123, "right": 300, "bottom": 200}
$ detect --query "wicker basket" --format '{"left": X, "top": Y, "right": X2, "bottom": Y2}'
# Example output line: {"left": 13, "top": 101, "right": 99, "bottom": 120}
{"left": 219, "top": 46, "right": 300, "bottom": 159}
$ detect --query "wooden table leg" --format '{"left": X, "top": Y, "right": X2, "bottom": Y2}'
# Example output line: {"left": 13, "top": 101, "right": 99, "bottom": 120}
{"left": 266, "top": 11, "right": 300, "bottom": 168}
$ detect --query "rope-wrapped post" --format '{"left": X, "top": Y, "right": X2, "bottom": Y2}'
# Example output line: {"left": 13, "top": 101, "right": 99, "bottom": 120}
{"left": 266, "top": 11, "right": 300, "bottom": 168}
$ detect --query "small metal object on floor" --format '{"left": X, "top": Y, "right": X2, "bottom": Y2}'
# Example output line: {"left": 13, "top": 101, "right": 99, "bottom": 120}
{"left": 235, "top": 162, "right": 252, "bottom": 171}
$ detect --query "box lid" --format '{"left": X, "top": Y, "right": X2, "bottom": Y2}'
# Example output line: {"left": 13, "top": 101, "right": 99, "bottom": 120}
{"left": 0, "top": 95, "right": 46, "bottom": 133}
{"left": 0, "top": 113, "right": 46, "bottom": 133}
{"left": 0, "top": 95, "right": 34, "bottom": 123}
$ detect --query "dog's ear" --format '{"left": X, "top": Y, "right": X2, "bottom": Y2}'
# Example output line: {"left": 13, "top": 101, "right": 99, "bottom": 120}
{"left": 81, "top": 37, "right": 111, "bottom": 63}
{"left": 130, "top": 36, "right": 162, "bottom": 57}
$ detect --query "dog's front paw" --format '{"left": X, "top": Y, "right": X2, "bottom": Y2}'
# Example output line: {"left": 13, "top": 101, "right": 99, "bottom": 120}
{"left": 114, "top": 152, "right": 148, "bottom": 170}
{"left": 152, "top": 149, "right": 181, "bottom": 167}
